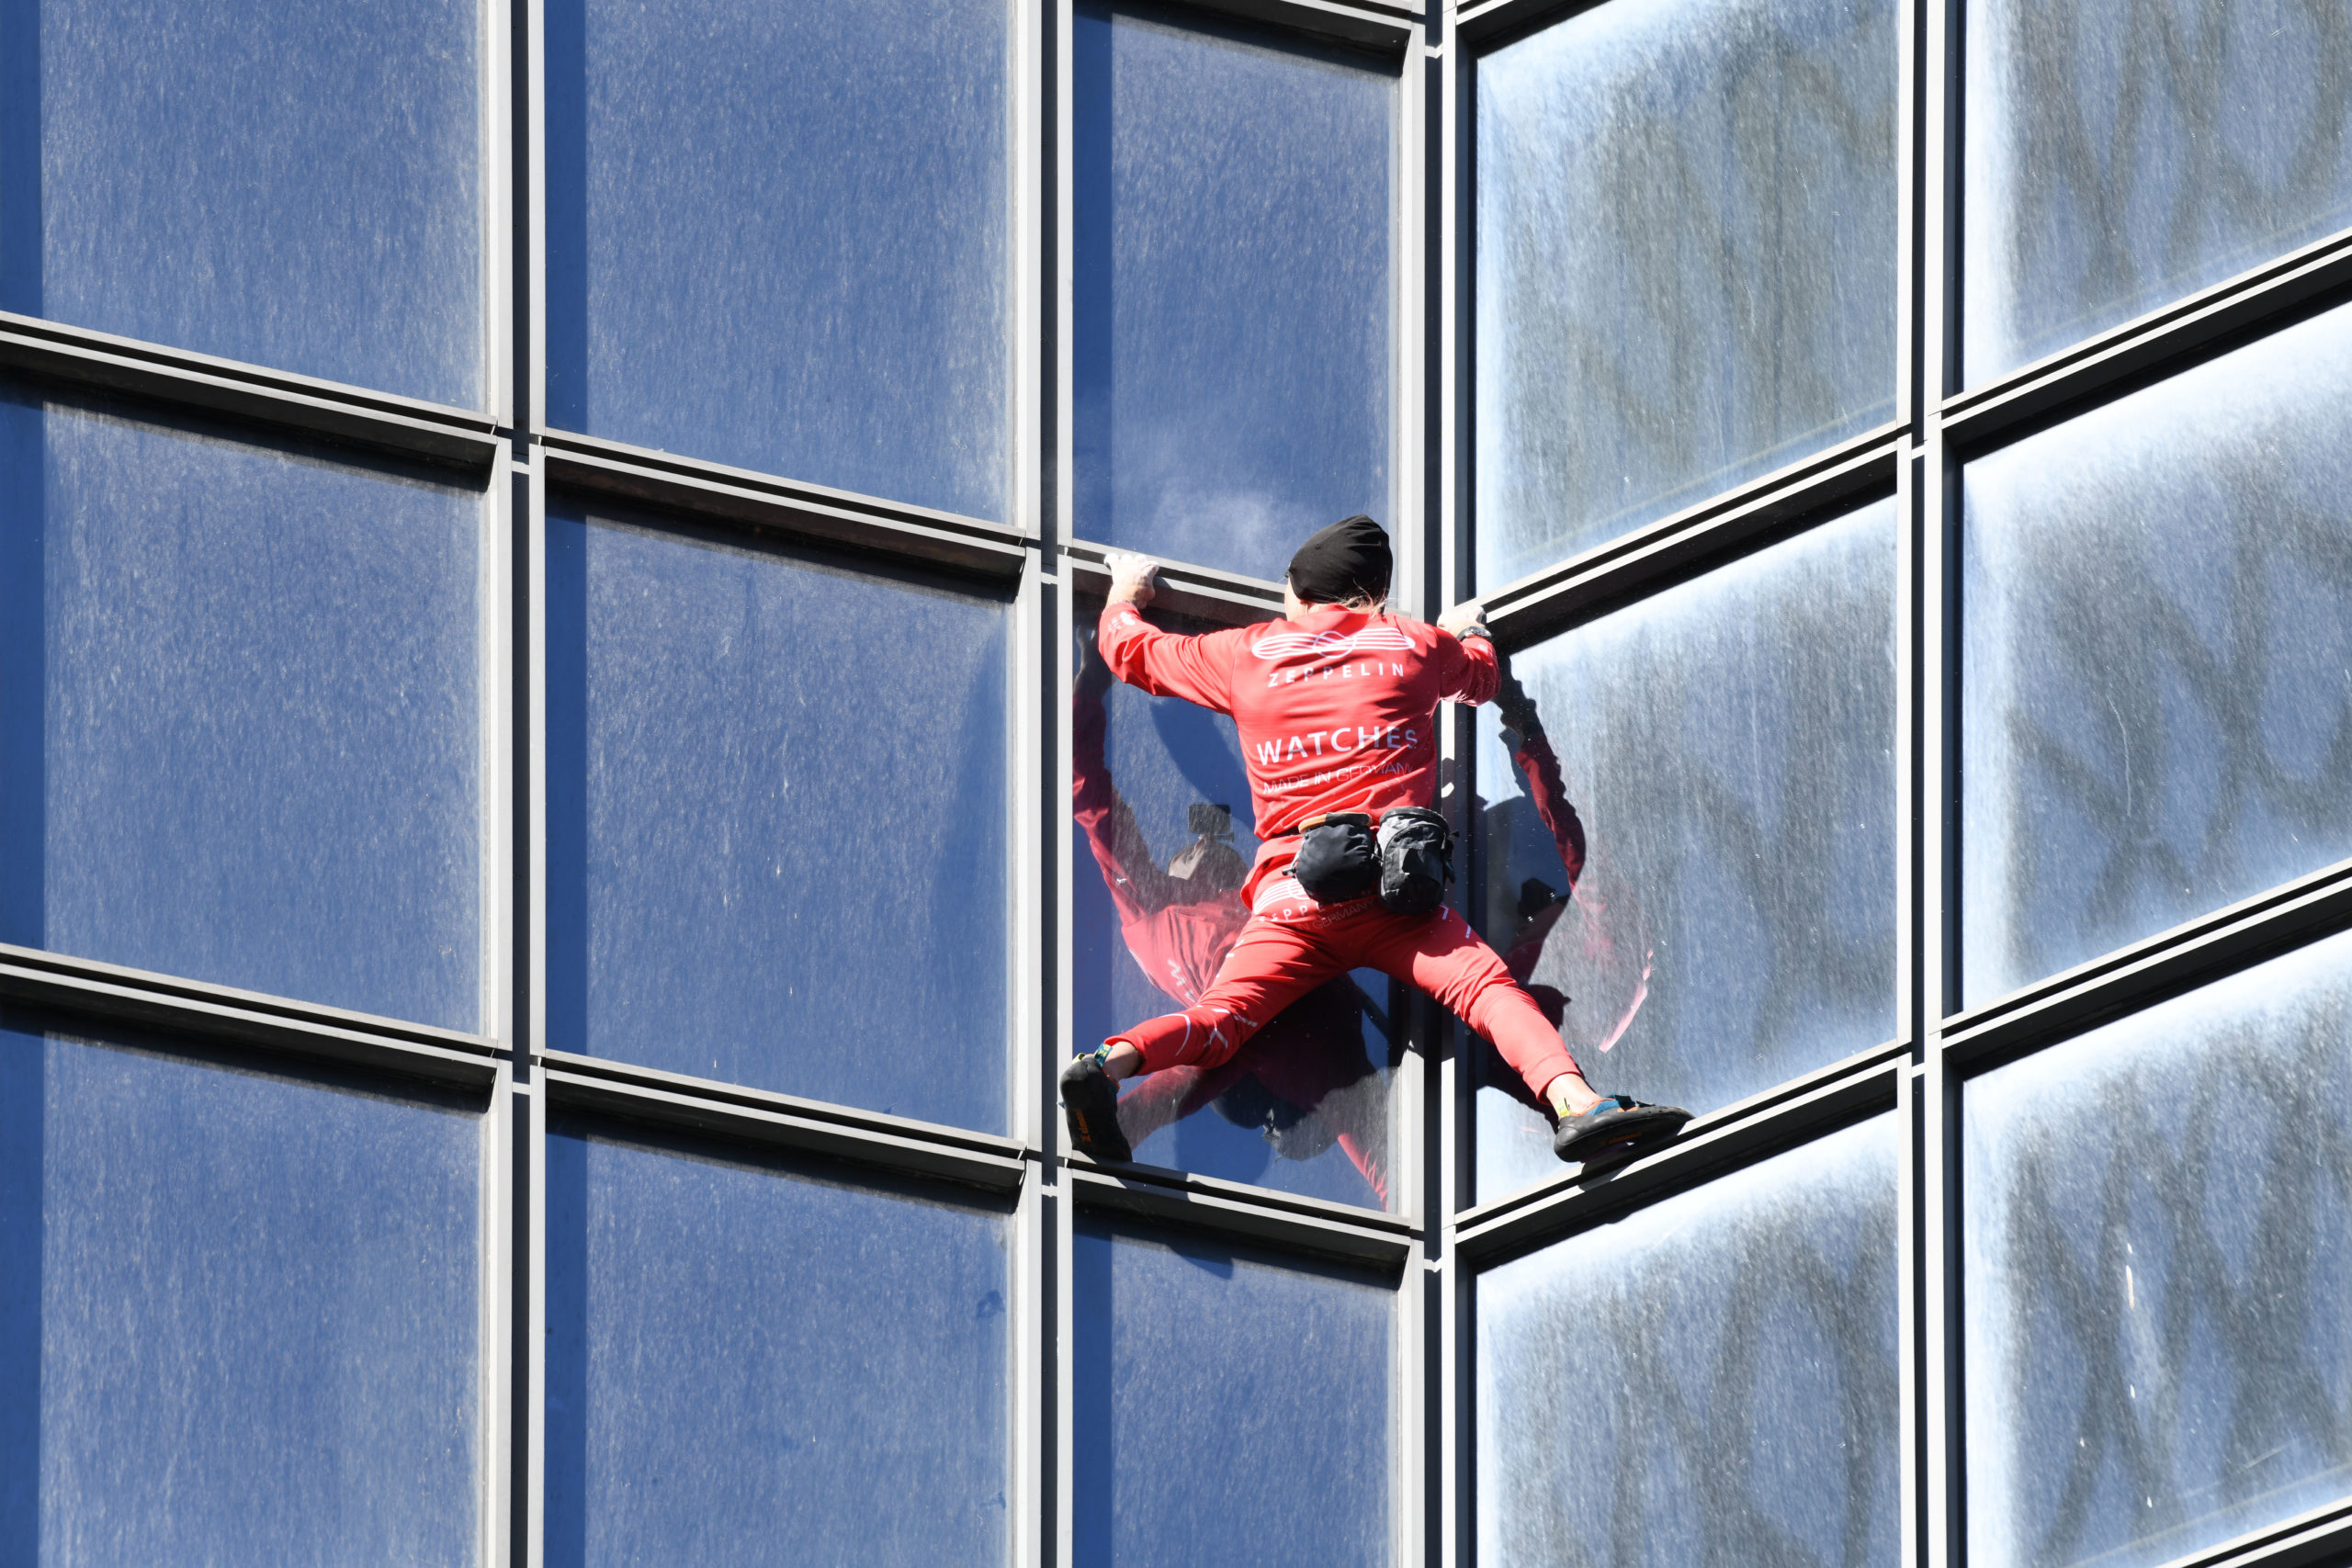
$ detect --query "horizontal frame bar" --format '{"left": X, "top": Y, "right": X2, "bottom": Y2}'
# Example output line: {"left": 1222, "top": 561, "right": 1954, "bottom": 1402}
{"left": 0, "top": 310, "right": 502, "bottom": 472}
{"left": 1068, "top": 1157, "right": 1415, "bottom": 1268}
{"left": 1478, "top": 423, "right": 1905, "bottom": 647}
{"left": 1940, "top": 224, "right": 2352, "bottom": 454}
{"left": 541, "top": 430, "right": 1034, "bottom": 582}
{"left": 1453, "top": 1050, "right": 1906, "bottom": 1266}
{"left": 0, "top": 942, "right": 502, "bottom": 1089}
{"left": 537, "top": 1049, "right": 1031, "bottom": 1192}
{"left": 2157, "top": 1497, "right": 2352, "bottom": 1568}
{"left": 1164, "top": 0, "right": 1419, "bottom": 51}
{"left": 1064, "top": 541, "right": 1286, "bottom": 626}
{"left": 1941, "top": 854, "right": 2352, "bottom": 1077}
{"left": 1454, "top": 0, "right": 1601, "bottom": 50}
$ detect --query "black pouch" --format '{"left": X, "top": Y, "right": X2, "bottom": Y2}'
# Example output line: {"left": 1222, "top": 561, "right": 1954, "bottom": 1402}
{"left": 1293, "top": 813, "right": 1378, "bottom": 903}
{"left": 1376, "top": 807, "right": 1453, "bottom": 917}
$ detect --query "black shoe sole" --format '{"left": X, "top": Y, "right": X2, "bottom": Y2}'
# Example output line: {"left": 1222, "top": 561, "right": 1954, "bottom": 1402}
{"left": 1060, "top": 1055, "right": 1134, "bottom": 1164}
{"left": 1554, "top": 1101, "right": 1690, "bottom": 1166}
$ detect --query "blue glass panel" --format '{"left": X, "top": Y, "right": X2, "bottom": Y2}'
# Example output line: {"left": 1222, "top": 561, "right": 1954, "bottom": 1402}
{"left": 1964, "top": 929, "right": 2352, "bottom": 1568}
{"left": 545, "top": 1116, "right": 1010, "bottom": 1568}
{"left": 1476, "top": 0, "right": 1898, "bottom": 586}
{"left": 1073, "top": 4, "right": 1392, "bottom": 582}
{"left": 1478, "top": 1114, "right": 1900, "bottom": 1567}
{"left": 545, "top": 0, "right": 1006, "bottom": 518}
{"left": 1474, "top": 502, "right": 1898, "bottom": 1201}
{"left": 0, "top": 388, "right": 481, "bottom": 1028}
{"left": 1965, "top": 0, "right": 2352, "bottom": 381}
{"left": 1962, "top": 303, "right": 2352, "bottom": 1007}
{"left": 0, "top": 0, "right": 480, "bottom": 405}
{"left": 1072, "top": 602, "right": 1396, "bottom": 1208}
{"left": 1072, "top": 1217, "right": 1389, "bottom": 1567}
{"left": 546, "top": 501, "right": 1010, "bottom": 1127}
{"left": 0, "top": 1012, "right": 480, "bottom": 1563}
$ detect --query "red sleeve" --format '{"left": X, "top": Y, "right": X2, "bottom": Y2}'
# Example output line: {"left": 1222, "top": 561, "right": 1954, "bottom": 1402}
{"left": 1072, "top": 675, "right": 1182, "bottom": 924}
{"left": 1098, "top": 601, "right": 1245, "bottom": 715}
{"left": 1435, "top": 629, "right": 1500, "bottom": 706}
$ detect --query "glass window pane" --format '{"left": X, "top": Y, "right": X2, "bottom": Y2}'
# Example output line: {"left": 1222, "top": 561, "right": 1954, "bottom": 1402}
{"left": 1961, "top": 303, "right": 2352, "bottom": 1008}
{"left": 1072, "top": 598, "right": 1398, "bottom": 1209}
{"left": 1073, "top": 5, "right": 1393, "bottom": 582}
{"left": 1477, "top": 1114, "right": 1900, "bottom": 1567}
{"left": 0, "top": 1012, "right": 481, "bottom": 1562}
{"left": 1474, "top": 502, "right": 1897, "bottom": 1201}
{"left": 545, "top": 0, "right": 1007, "bottom": 519}
{"left": 0, "top": 389, "right": 481, "bottom": 1029}
{"left": 1476, "top": 0, "right": 1898, "bottom": 586}
{"left": 546, "top": 502, "right": 1010, "bottom": 1128}
{"left": 1964, "top": 0, "right": 2352, "bottom": 381}
{"left": 2, "top": 0, "right": 481, "bottom": 405}
{"left": 1963, "top": 929, "right": 2352, "bottom": 1568}
{"left": 1072, "top": 1217, "right": 1390, "bottom": 1566}
{"left": 545, "top": 1116, "right": 1011, "bottom": 1568}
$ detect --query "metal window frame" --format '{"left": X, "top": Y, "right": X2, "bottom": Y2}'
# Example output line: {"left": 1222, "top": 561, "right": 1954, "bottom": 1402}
{"left": 12, "top": 0, "right": 2352, "bottom": 1563}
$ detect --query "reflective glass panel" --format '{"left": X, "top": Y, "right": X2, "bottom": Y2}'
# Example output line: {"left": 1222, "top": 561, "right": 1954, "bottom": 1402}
{"left": 1478, "top": 1113, "right": 1899, "bottom": 1567}
{"left": 546, "top": 501, "right": 1010, "bottom": 1128}
{"left": 1962, "top": 303, "right": 2352, "bottom": 1007}
{"left": 1965, "top": 0, "right": 2352, "bottom": 381}
{"left": 1073, "top": 599, "right": 1397, "bottom": 1209}
{"left": 545, "top": 0, "right": 1006, "bottom": 519}
{"left": 1476, "top": 0, "right": 1898, "bottom": 587}
{"left": 1474, "top": 502, "right": 1898, "bottom": 1201}
{"left": 545, "top": 1117, "right": 1011, "bottom": 1568}
{"left": 0, "top": 0, "right": 480, "bottom": 405}
{"left": 1071, "top": 1217, "right": 1390, "bottom": 1566}
{"left": 0, "top": 1012, "right": 481, "bottom": 1563}
{"left": 1964, "top": 928, "right": 2352, "bottom": 1568}
{"left": 0, "top": 389, "right": 481, "bottom": 1028}
{"left": 1073, "top": 4, "right": 1392, "bottom": 582}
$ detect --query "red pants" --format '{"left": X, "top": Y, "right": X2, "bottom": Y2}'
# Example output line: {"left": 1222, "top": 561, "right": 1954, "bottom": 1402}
{"left": 1107, "top": 877, "right": 1581, "bottom": 1099}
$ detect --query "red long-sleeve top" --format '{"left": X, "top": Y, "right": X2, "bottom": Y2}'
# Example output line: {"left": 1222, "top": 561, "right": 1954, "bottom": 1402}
{"left": 1098, "top": 600, "right": 1498, "bottom": 905}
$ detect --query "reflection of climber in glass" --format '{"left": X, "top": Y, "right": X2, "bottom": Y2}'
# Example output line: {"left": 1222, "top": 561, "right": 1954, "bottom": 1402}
{"left": 1075, "top": 629, "right": 1393, "bottom": 1201}
{"left": 1062, "top": 515, "right": 1688, "bottom": 1169}
{"left": 1476, "top": 663, "right": 1655, "bottom": 1120}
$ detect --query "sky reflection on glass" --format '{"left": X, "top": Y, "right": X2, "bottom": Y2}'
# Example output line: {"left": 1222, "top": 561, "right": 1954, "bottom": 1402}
{"left": 1072, "top": 1218, "right": 1389, "bottom": 1568}
{"left": 0, "top": 0, "right": 481, "bottom": 405}
{"left": 1475, "top": 502, "right": 1897, "bottom": 1201}
{"left": 546, "top": 0, "right": 1007, "bottom": 517}
{"left": 1476, "top": 0, "right": 1897, "bottom": 586}
{"left": 1965, "top": 0, "right": 2352, "bottom": 380}
{"left": 545, "top": 1118, "right": 1011, "bottom": 1568}
{"left": 0, "top": 389, "right": 481, "bottom": 1029}
{"left": 0, "top": 1016, "right": 481, "bottom": 1565}
{"left": 1479, "top": 1114, "right": 1899, "bottom": 1568}
{"left": 1962, "top": 302, "right": 2352, "bottom": 1007}
{"left": 1965, "top": 929, "right": 2352, "bottom": 1568}
{"left": 1073, "top": 4, "right": 1392, "bottom": 582}
{"left": 546, "top": 502, "right": 1011, "bottom": 1130}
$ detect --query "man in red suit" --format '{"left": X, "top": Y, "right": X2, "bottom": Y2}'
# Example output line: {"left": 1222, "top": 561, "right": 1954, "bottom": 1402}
{"left": 1061, "top": 515, "right": 1686, "bottom": 1168}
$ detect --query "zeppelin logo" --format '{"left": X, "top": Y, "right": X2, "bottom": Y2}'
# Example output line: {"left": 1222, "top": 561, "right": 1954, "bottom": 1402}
{"left": 1250, "top": 626, "right": 1414, "bottom": 660}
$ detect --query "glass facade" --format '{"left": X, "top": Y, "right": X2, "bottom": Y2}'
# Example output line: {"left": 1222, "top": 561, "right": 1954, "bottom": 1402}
{"left": 2, "top": 0, "right": 2348, "bottom": 1562}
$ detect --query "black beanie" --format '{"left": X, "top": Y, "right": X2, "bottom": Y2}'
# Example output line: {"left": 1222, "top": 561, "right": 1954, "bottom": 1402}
{"left": 1287, "top": 514, "right": 1392, "bottom": 606}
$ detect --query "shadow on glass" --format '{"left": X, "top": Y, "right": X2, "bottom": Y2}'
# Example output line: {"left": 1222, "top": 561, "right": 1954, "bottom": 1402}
{"left": 1074, "top": 605, "right": 1396, "bottom": 1208}
{"left": 1473, "top": 501, "right": 1899, "bottom": 1201}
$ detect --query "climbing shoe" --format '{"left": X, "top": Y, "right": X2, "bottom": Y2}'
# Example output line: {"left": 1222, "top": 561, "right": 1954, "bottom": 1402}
{"left": 1554, "top": 1095, "right": 1690, "bottom": 1167}
{"left": 1061, "top": 1054, "right": 1134, "bottom": 1164}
